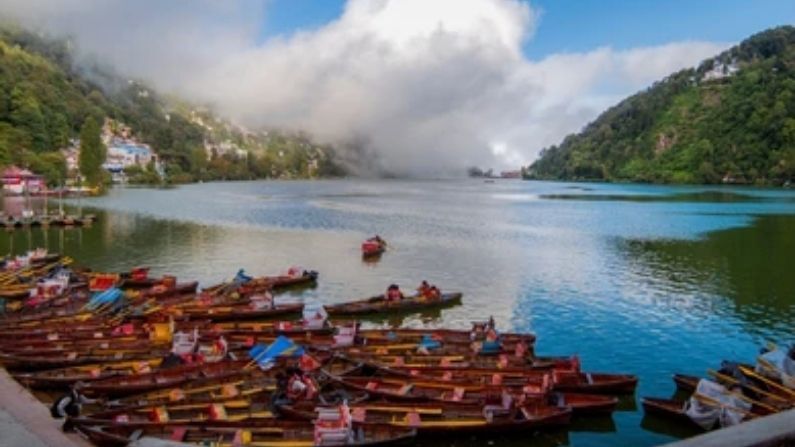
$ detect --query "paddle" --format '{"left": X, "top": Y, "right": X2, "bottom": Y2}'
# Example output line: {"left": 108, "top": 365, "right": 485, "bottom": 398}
{"left": 708, "top": 369, "right": 792, "bottom": 407}
{"left": 738, "top": 365, "right": 795, "bottom": 399}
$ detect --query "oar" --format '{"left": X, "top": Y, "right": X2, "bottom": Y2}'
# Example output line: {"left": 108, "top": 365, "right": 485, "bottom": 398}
{"left": 757, "top": 357, "right": 790, "bottom": 382}
{"left": 739, "top": 365, "right": 795, "bottom": 399}
{"left": 708, "top": 369, "right": 792, "bottom": 406}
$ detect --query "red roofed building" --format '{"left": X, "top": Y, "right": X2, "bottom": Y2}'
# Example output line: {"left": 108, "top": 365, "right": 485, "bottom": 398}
{"left": 1, "top": 166, "right": 45, "bottom": 195}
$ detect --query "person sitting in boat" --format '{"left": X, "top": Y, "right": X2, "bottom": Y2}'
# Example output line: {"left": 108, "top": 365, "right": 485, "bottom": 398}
{"left": 50, "top": 388, "right": 98, "bottom": 419}
{"left": 417, "top": 280, "right": 431, "bottom": 296}
{"left": 286, "top": 367, "right": 318, "bottom": 401}
{"left": 427, "top": 285, "right": 441, "bottom": 300}
{"left": 386, "top": 284, "right": 403, "bottom": 302}
{"left": 368, "top": 235, "right": 386, "bottom": 248}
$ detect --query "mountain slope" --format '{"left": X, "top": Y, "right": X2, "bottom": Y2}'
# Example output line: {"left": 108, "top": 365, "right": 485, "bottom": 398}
{"left": 0, "top": 26, "right": 344, "bottom": 184}
{"left": 526, "top": 26, "right": 795, "bottom": 185}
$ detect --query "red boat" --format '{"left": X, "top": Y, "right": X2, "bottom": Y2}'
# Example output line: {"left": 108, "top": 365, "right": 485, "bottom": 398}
{"left": 362, "top": 237, "right": 387, "bottom": 257}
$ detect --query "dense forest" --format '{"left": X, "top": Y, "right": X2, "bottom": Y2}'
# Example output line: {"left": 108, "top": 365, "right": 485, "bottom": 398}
{"left": 526, "top": 26, "right": 795, "bottom": 186}
{"left": 0, "top": 26, "right": 345, "bottom": 186}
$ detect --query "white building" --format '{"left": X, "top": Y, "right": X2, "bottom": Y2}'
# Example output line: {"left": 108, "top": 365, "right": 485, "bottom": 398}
{"left": 103, "top": 139, "right": 158, "bottom": 175}
{"left": 703, "top": 61, "right": 739, "bottom": 81}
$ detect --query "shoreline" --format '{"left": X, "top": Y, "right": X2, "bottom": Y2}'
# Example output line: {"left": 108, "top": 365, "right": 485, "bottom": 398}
{"left": 0, "top": 368, "right": 92, "bottom": 447}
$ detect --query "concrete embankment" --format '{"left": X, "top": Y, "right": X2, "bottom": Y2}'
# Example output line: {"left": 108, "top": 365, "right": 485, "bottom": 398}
{"left": 0, "top": 368, "right": 92, "bottom": 447}
{"left": 661, "top": 408, "right": 795, "bottom": 447}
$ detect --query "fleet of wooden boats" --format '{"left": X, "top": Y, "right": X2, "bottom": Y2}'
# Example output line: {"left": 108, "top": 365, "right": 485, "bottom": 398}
{"left": 11, "top": 250, "right": 792, "bottom": 445}
{"left": 0, "top": 250, "right": 644, "bottom": 446}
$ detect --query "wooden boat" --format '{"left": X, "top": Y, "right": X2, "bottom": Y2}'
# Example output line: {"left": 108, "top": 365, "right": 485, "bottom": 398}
{"left": 75, "top": 421, "right": 415, "bottom": 447}
{"left": 549, "top": 392, "right": 618, "bottom": 415}
{"left": 74, "top": 360, "right": 255, "bottom": 397}
{"left": 362, "top": 239, "right": 387, "bottom": 258}
{"left": 13, "top": 359, "right": 165, "bottom": 389}
{"left": 325, "top": 292, "right": 463, "bottom": 316}
{"left": 348, "top": 339, "right": 533, "bottom": 358}
{"left": 117, "top": 268, "right": 157, "bottom": 289}
{"left": 214, "top": 319, "right": 338, "bottom": 337}
{"left": 71, "top": 397, "right": 277, "bottom": 428}
{"left": 673, "top": 371, "right": 790, "bottom": 411}
{"left": 0, "top": 348, "right": 170, "bottom": 371}
{"left": 328, "top": 355, "right": 545, "bottom": 386}
{"left": 355, "top": 328, "right": 536, "bottom": 345}
{"left": 342, "top": 352, "right": 577, "bottom": 373}
{"left": 0, "top": 336, "right": 166, "bottom": 355}
{"left": 203, "top": 271, "right": 319, "bottom": 296}
{"left": 177, "top": 302, "right": 305, "bottom": 322}
{"left": 118, "top": 277, "right": 160, "bottom": 289}
{"left": 329, "top": 375, "right": 527, "bottom": 406}
{"left": 105, "top": 376, "right": 279, "bottom": 409}
{"left": 250, "top": 270, "right": 319, "bottom": 291}
{"left": 139, "top": 281, "right": 199, "bottom": 299}
{"left": 329, "top": 357, "right": 624, "bottom": 400}
{"left": 280, "top": 401, "right": 572, "bottom": 434}
{"left": 673, "top": 373, "right": 699, "bottom": 393}
{"left": 641, "top": 397, "right": 708, "bottom": 430}
{"left": 549, "top": 371, "right": 638, "bottom": 394}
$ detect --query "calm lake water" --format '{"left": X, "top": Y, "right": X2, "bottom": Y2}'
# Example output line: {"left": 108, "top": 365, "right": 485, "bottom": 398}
{"left": 2, "top": 179, "right": 795, "bottom": 446}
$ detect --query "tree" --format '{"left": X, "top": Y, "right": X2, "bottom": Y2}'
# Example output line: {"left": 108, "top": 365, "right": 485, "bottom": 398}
{"left": 9, "top": 85, "right": 47, "bottom": 152}
{"left": 78, "top": 116, "right": 106, "bottom": 187}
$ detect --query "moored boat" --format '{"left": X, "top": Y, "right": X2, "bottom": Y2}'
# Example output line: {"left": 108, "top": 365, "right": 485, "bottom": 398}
{"left": 362, "top": 237, "right": 387, "bottom": 258}
{"left": 325, "top": 292, "right": 463, "bottom": 316}
{"left": 74, "top": 420, "right": 416, "bottom": 447}
{"left": 279, "top": 400, "right": 573, "bottom": 434}
{"left": 641, "top": 397, "right": 709, "bottom": 430}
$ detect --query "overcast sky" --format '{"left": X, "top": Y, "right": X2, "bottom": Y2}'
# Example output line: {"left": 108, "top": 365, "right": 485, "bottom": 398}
{"left": 1, "top": 0, "right": 793, "bottom": 175}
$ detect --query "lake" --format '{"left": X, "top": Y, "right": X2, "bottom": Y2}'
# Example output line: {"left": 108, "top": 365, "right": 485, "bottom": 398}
{"left": 2, "top": 179, "right": 794, "bottom": 446}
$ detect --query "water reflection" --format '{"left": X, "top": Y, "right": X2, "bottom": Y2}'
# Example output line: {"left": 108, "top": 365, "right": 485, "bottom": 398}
{"left": 621, "top": 215, "right": 795, "bottom": 340}
{"left": 539, "top": 191, "right": 795, "bottom": 203}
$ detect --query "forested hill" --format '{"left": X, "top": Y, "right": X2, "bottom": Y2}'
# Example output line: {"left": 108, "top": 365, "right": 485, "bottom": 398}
{"left": 0, "top": 26, "right": 345, "bottom": 184}
{"left": 526, "top": 26, "right": 795, "bottom": 186}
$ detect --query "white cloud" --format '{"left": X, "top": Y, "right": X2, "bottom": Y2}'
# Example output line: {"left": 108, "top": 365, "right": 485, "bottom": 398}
{"left": 0, "top": 0, "right": 727, "bottom": 176}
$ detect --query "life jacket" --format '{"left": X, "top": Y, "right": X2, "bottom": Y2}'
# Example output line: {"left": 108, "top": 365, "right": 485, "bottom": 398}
{"left": 486, "top": 329, "right": 499, "bottom": 342}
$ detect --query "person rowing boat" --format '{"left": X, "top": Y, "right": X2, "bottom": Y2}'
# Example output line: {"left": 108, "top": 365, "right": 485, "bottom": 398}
{"left": 285, "top": 367, "right": 318, "bottom": 402}
{"left": 386, "top": 284, "right": 404, "bottom": 302}
{"left": 417, "top": 280, "right": 441, "bottom": 300}
{"left": 362, "top": 235, "right": 388, "bottom": 257}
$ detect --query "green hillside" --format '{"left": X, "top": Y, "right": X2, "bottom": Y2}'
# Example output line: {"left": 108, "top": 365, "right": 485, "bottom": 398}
{"left": 526, "top": 26, "right": 795, "bottom": 186}
{"left": 0, "top": 26, "right": 344, "bottom": 185}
